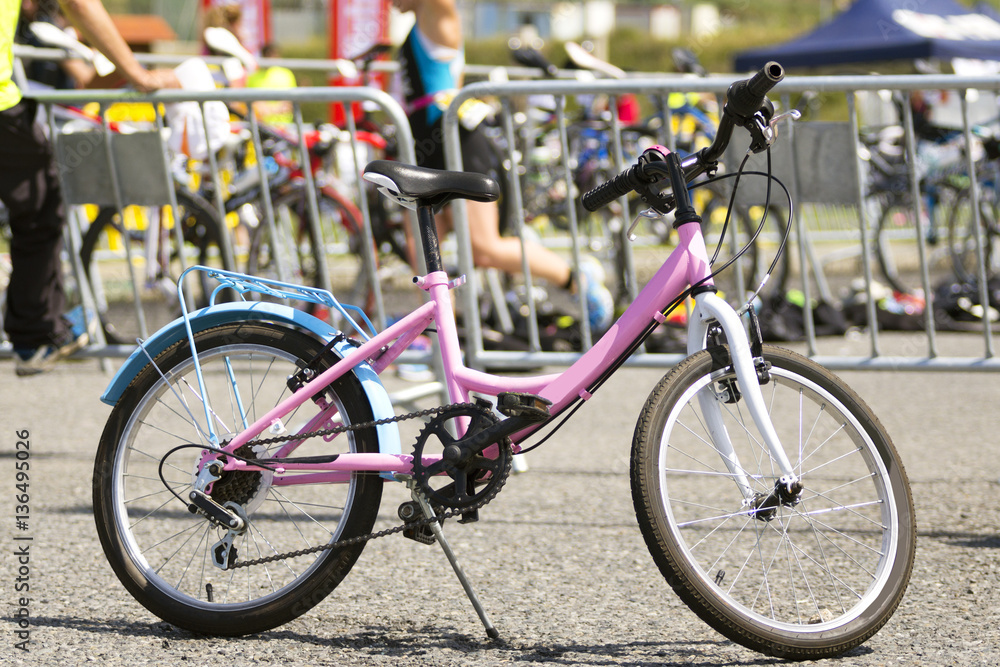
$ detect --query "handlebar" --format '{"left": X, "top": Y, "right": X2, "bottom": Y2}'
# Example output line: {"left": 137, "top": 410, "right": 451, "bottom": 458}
{"left": 727, "top": 62, "right": 784, "bottom": 119}
{"left": 582, "top": 62, "right": 785, "bottom": 213}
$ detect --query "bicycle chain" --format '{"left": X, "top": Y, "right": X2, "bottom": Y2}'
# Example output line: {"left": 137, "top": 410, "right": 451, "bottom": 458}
{"left": 243, "top": 402, "right": 475, "bottom": 450}
{"left": 224, "top": 401, "right": 505, "bottom": 570}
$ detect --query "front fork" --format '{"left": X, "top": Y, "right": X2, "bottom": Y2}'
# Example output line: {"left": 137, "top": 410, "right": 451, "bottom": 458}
{"left": 686, "top": 291, "right": 799, "bottom": 505}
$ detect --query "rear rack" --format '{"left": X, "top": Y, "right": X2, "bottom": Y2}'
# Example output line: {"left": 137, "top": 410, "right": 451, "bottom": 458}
{"left": 191, "top": 266, "right": 376, "bottom": 341}
{"left": 167, "top": 265, "right": 376, "bottom": 447}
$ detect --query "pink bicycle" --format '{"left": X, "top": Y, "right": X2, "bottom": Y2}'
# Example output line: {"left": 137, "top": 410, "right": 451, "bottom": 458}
{"left": 92, "top": 64, "right": 915, "bottom": 660}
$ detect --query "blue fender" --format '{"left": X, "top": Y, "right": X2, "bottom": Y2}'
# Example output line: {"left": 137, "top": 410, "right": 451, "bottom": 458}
{"left": 100, "top": 301, "right": 401, "bottom": 458}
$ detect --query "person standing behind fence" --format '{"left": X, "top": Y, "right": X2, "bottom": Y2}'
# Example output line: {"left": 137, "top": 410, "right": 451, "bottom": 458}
{"left": 201, "top": 2, "right": 245, "bottom": 54}
{"left": 0, "top": 0, "right": 178, "bottom": 376}
{"left": 392, "top": 0, "right": 613, "bottom": 332}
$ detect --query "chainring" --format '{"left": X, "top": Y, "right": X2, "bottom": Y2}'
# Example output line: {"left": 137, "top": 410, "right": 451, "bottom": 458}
{"left": 411, "top": 404, "right": 512, "bottom": 511}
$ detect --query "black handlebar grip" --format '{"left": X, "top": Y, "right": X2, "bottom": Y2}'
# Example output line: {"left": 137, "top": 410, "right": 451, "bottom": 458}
{"left": 726, "top": 61, "right": 784, "bottom": 119}
{"left": 582, "top": 166, "right": 642, "bottom": 212}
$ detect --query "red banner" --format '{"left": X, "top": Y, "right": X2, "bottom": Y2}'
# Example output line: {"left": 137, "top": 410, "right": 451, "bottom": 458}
{"left": 330, "top": 0, "right": 389, "bottom": 61}
{"left": 329, "top": 0, "right": 390, "bottom": 125}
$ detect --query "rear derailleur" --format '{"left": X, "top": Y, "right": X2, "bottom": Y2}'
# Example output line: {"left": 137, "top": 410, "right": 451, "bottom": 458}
{"left": 185, "top": 450, "right": 262, "bottom": 570}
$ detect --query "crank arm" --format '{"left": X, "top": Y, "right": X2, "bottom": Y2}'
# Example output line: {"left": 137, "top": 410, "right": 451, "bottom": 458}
{"left": 447, "top": 394, "right": 550, "bottom": 464}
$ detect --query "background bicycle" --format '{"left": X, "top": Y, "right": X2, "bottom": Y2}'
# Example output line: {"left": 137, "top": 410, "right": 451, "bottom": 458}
{"left": 865, "top": 120, "right": 1000, "bottom": 297}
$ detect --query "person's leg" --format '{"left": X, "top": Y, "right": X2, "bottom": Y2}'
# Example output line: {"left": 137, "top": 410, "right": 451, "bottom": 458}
{"left": 448, "top": 122, "right": 612, "bottom": 329}
{"left": 463, "top": 198, "right": 571, "bottom": 287}
{"left": 450, "top": 125, "right": 573, "bottom": 286}
{"left": 0, "top": 100, "right": 70, "bottom": 350}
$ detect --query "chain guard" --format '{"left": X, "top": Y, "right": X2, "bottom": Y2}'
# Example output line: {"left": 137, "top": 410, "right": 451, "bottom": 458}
{"left": 411, "top": 404, "right": 513, "bottom": 511}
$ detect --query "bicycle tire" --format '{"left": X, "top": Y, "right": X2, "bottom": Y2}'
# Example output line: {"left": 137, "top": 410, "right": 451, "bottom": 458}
{"left": 631, "top": 345, "right": 915, "bottom": 659}
{"left": 323, "top": 183, "right": 407, "bottom": 317}
{"left": 80, "top": 191, "right": 231, "bottom": 344}
{"left": 93, "top": 322, "right": 383, "bottom": 635}
{"left": 247, "top": 184, "right": 391, "bottom": 313}
{"left": 946, "top": 185, "right": 999, "bottom": 285}
{"left": 874, "top": 198, "right": 925, "bottom": 295}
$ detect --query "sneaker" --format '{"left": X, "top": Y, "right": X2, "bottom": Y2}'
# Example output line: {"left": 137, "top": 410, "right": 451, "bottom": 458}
{"left": 14, "top": 332, "right": 88, "bottom": 376}
{"left": 13, "top": 306, "right": 92, "bottom": 377}
{"left": 396, "top": 363, "right": 436, "bottom": 383}
{"left": 576, "top": 256, "right": 614, "bottom": 332}
{"left": 63, "top": 305, "right": 98, "bottom": 341}
{"left": 396, "top": 334, "right": 436, "bottom": 383}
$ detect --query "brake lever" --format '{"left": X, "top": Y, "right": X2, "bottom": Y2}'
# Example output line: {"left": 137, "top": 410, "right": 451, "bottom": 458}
{"left": 770, "top": 108, "right": 803, "bottom": 132}
{"left": 747, "top": 109, "right": 802, "bottom": 154}
{"left": 627, "top": 208, "right": 663, "bottom": 242}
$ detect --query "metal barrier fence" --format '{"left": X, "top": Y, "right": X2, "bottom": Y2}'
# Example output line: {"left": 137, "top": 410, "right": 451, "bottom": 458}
{"left": 0, "top": 81, "right": 416, "bottom": 360}
{"left": 4, "top": 50, "right": 1000, "bottom": 374}
{"left": 444, "top": 73, "right": 1000, "bottom": 372}
{"left": 2, "top": 44, "right": 566, "bottom": 367}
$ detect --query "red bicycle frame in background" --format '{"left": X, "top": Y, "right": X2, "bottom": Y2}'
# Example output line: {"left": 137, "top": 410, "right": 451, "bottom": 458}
{"left": 330, "top": 0, "right": 391, "bottom": 125}
{"left": 201, "top": 0, "right": 272, "bottom": 56}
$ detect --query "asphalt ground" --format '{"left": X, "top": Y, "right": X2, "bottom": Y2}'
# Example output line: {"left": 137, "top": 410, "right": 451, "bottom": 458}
{"left": 1, "top": 330, "right": 999, "bottom": 666}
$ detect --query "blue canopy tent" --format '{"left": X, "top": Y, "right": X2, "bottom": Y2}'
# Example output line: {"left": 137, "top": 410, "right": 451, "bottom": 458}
{"left": 734, "top": 0, "right": 1000, "bottom": 71}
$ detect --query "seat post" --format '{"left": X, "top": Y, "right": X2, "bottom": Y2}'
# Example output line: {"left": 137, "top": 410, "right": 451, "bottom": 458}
{"left": 416, "top": 201, "right": 444, "bottom": 274}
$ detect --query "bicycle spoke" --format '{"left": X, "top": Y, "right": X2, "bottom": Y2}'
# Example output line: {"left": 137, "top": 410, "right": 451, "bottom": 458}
{"left": 97, "top": 325, "right": 382, "bottom": 633}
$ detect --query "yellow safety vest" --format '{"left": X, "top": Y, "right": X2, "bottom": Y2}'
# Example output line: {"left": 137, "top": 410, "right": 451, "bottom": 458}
{"left": 0, "top": 0, "right": 22, "bottom": 111}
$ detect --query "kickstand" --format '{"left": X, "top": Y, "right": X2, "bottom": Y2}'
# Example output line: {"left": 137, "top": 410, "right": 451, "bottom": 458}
{"left": 411, "top": 485, "right": 500, "bottom": 639}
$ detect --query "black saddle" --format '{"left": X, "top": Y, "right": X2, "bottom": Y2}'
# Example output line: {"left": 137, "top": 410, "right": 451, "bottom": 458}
{"left": 363, "top": 160, "right": 500, "bottom": 211}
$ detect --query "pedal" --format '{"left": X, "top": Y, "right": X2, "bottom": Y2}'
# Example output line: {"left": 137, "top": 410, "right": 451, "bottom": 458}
{"left": 423, "top": 480, "right": 482, "bottom": 525}
{"left": 398, "top": 501, "right": 437, "bottom": 545}
{"left": 496, "top": 392, "right": 551, "bottom": 423}
{"left": 403, "top": 524, "right": 437, "bottom": 545}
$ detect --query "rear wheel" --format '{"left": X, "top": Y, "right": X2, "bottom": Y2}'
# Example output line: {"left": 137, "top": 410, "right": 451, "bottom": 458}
{"left": 93, "top": 322, "right": 383, "bottom": 635}
{"left": 631, "top": 345, "right": 915, "bottom": 659}
{"left": 246, "top": 185, "right": 326, "bottom": 287}
{"left": 875, "top": 188, "right": 957, "bottom": 295}
{"left": 247, "top": 183, "right": 406, "bottom": 320}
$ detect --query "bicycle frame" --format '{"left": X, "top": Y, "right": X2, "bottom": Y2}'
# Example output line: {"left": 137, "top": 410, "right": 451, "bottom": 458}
{"left": 177, "top": 201, "right": 796, "bottom": 496}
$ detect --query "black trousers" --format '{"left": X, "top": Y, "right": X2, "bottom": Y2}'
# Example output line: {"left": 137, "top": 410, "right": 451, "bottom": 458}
{"left": 0, "top": 98, "right": 69, "bottom": 349}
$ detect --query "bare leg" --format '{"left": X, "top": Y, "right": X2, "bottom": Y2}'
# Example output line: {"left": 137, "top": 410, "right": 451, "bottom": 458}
{"left": 460, "top": 199, "right": 571, "bottom": 287}
{"left": 422, "top": 199, "right": 612, "bottom": 332}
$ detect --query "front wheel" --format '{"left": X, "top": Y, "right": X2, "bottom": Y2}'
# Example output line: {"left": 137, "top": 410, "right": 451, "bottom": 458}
{"left": 93, "top": 322, "right": 383, "bottom": 635}
{"left": 631, "top": 345, "right": 915, "bottom": 659}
